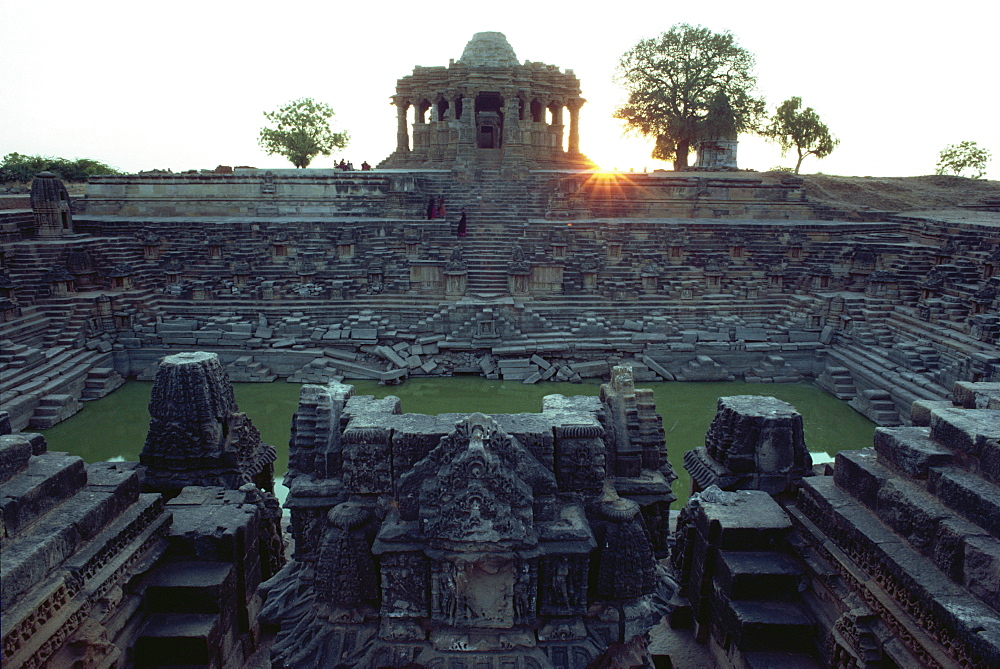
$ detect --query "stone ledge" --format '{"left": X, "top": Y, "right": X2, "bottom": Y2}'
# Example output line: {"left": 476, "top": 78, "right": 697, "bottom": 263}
{"left": 873, "top": 427, "right": 953, "bottom": 478}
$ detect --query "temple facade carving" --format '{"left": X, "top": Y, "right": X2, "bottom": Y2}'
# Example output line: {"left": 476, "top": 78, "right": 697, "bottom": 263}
{"left": 261, "top": 366, "right": 674, "bottom": 666}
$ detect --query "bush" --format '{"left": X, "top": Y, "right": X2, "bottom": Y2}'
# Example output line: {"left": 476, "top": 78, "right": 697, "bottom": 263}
{"left": 0, "top": 153, "right": 124, "bottom": 182}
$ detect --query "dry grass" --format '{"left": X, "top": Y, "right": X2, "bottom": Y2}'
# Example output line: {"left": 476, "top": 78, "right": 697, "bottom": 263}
{"left": 799, "top": 174, "right": 1000, "bottom": 213}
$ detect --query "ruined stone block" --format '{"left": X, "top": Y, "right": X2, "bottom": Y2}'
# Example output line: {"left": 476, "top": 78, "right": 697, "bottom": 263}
{"left": 963, "top": 535, "right": 1000, "bottom": 613}
{"left": 873, "top": 427, "right": 953, "bottom": 478}
{"left": 930, "top": 407, "right": 1000, "bottom": 456}
{"left": 875, "top": 478, "right": 948, "bottom": 555}
{"left": 929, "top": 467, "right": 1000, "bottom": 537}
{"left": 954, "top": 382, "right": 1000, "bottom": 409}
{"left": 833, "top": 449, "right": 888, "bottom": 510}
{"left": 909, "top": 400, "right": 953, "bottom": 426}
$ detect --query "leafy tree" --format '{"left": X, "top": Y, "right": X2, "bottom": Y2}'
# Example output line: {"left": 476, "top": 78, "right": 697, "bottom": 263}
{"left": 0, "top": 153, "right": 122, "bottom": 182}
{"left": 762, "top": 97, "right": 839, "bottom": 174}
{"left": 614, "top": 24, "right": 766, "bottom": 170}
{"left": 936, "top": 141, "right": 991, "bottom": 179}
{"left": 258, "top": 98, "right": 349, "bottom": 168}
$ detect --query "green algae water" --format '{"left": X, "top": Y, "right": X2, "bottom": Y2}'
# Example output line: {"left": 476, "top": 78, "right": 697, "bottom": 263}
{"left": 37, "top": 379, "right": 875, "bottom": 505}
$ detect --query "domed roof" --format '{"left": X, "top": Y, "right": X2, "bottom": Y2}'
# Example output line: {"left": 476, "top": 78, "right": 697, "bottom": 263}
{"left": 459, "top": 32, "right": 518, "bottom": 68}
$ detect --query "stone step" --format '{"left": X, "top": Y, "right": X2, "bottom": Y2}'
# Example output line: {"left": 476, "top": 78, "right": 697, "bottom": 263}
{"left": 743, "top": 651, "right": 821, "bottom": 668}
{"left": 719, "top": 599, "right": 814, "bottom": 653}
{"left": 134, "top": 612, "right": 223, "bottom": 667}
{"left": 800, "top": 468, "right": 1000, "bottom": 612}
{"left": 797, "top": 475, "right": 1000, "bottom": 667}
{"left": 0, "top": 451, "right": 88, "bottom": 540}
{"left": 0, "top": 348, "right": 101, "bottom": 394}
{"left": 144, "top": 561, "right": 236, "bottom": 614}
{"left": 1, "top": 488, "right": 167, "bottom": 669}
{"left": 716, "top": 551, "right": 804, "bottom": 602}
{"left": 81, "top": 367, "right": 126, "bottom": 400}
{"left": 1, "top": 462, "right": 147, "bottom": 607}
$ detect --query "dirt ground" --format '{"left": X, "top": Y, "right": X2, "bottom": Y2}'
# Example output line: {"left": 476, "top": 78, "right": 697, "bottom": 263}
{"left": 789, "top": 173, "right": 1000, "bottom": 214}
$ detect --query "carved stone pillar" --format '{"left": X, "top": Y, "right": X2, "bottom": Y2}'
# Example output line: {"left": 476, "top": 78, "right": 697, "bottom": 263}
{"left": 459, "top": 96, "right": 475, "bottom": 145}
{"left": 395, "top": 98, "right": 410, "bottom": 153}
{"left": 502, "top": 94, "right": 521, "bottom": 148}
{"left": 548, "top": 102, "right": 565, "bottom": 153}
{"left": 567, "top": 99, "right": 583, "bottom": 154}
{"left": 501, "top": 94, "right": 527, "bottom": 179}
{"left": 454, "top": 94, "right": 477, "bottom": 177}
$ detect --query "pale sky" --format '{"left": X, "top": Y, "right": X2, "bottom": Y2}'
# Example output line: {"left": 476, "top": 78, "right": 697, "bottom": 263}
{"left": 2, "top": 0, "right": 998, "bottom": 179}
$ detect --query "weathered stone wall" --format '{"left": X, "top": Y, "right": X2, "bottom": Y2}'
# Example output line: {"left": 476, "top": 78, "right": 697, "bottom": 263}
{"left": 2, "top": 169, "right": 998, "bottom": 433}
{"left": 79, "top": 170, "right": 410, "bottom": 218}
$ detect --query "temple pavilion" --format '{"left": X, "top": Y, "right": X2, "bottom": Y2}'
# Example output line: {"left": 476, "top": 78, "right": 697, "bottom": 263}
{"left": 378, "top": 32, "right": 594, "bottom": 173}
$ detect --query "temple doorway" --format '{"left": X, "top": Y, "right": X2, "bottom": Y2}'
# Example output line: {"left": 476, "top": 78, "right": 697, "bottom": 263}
{"left": 475, "top": 92, "right": 504, "bottom": 149}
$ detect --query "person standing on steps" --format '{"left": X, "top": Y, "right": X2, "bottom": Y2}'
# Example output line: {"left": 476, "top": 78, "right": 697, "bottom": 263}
{"left": 427, "top": 198, "right": 435, "bottom": 220}
{"left": 457, "top": 208, "right": 468, "bottom": 238}
{"left": 438, "top": 196, "right": 446, "bottom": 219}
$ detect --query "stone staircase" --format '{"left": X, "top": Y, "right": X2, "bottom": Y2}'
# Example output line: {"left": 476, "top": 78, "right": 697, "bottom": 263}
{"left": 815, "top": 363, "right": 857, "bottom": 400}
{"left": 0, "top": 342, "right": 114, "bottom": 430}
{"left": 849, "top": 388, "right": 903, "bottom": 426}
{"left": 673, "top": 488, "right": 819, "bottom": 667}
{"left": 0, "top": 442, "right": 169, "bottom": 669}
{"left": 135, "top": 561, "right": 238, "bottom": 668}
{"left": 717, "top": 550, "right": 817, "bottom": 663}
{"left": 224, "top": 356, "right": 277, "bottom": 382}
{"left": 80, "top": 365, "right": 126, "bottom": 399}
{"left": 791, "top": 402, "right": 1000, "bottom": 667}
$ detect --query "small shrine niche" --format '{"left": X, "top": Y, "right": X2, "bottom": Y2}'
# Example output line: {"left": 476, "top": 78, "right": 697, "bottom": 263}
{"left": 141, "top": 232, "right": 162, "bottom": 260}
{"left": 163, "top": 259, "right": 184, "bottom": 285}
{"left": 30, "top": 171, "right": 73, "bottom": 237}
{"left": 580, "top": 257, "right": 599, "bottom": 292}
{"left": 704, "top": 264, "right": 723, "bottom": 290}
{"left": 474, "top": 310, "right": 497, "bottom": 339}
{"left": 768, "top": 266, "right": 785, "bottom": 290}
{"left": 640, "top": 263, "right": 659, "bottom": 293}
{"left": 403, "top": 229, "right": 422, "bottom": 259}
{"left": 207, "top": 237, "right": 225, "bottom": 259}
{"left": 271, "top": 234, "right": 291, "bottom": 260}
{"left": 366, "top": 260, "right": 384, "bottom": 293}
{"left": 336, "top": 234, "right": 355, "bottom": 260}
{"left": 812, "top": 267, "right": 833, "bottom": 291}
{"left": 507, "top": 245, "right": 530, "bottom": 296}
{"left": 191, "top": 280, "right": 208, "bottom": 300}
{"left": 934, "top": 240, "right": 957, "bottom": 266}
{"left": 108, "top": 263, "right": 135, "bottom": 291}
{"left": 233, "top": 261, "right": 252, "bottom": 287}
{"left": 67, "top": 249, "right": 100, "bottom": 290}
{"left": 44, "top": 267, "right": 76, "bottom": 296}
{"left": 297, "top": 259, "right": 317, "bottom": 285}
{"left": 444, "top": 247, "right": 467, "bottom": 297}
{"left": 729, "top": 235, "right": 747, "bottom": 261}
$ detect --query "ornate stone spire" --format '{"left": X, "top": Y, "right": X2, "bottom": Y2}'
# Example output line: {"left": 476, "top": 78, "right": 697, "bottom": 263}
{"left": 459, "top": 31, "right": 518, "bottom": 67}
{"left": 140, "top": 351, "right": 277, "bottom": 494}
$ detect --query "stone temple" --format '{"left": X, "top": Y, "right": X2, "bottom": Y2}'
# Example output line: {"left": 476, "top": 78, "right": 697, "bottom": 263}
{"left": 2, "top": 30, "right": 1000, "bottom": 668}
{"left": 379, "top": 32, "right": 592, "bottom": 175}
